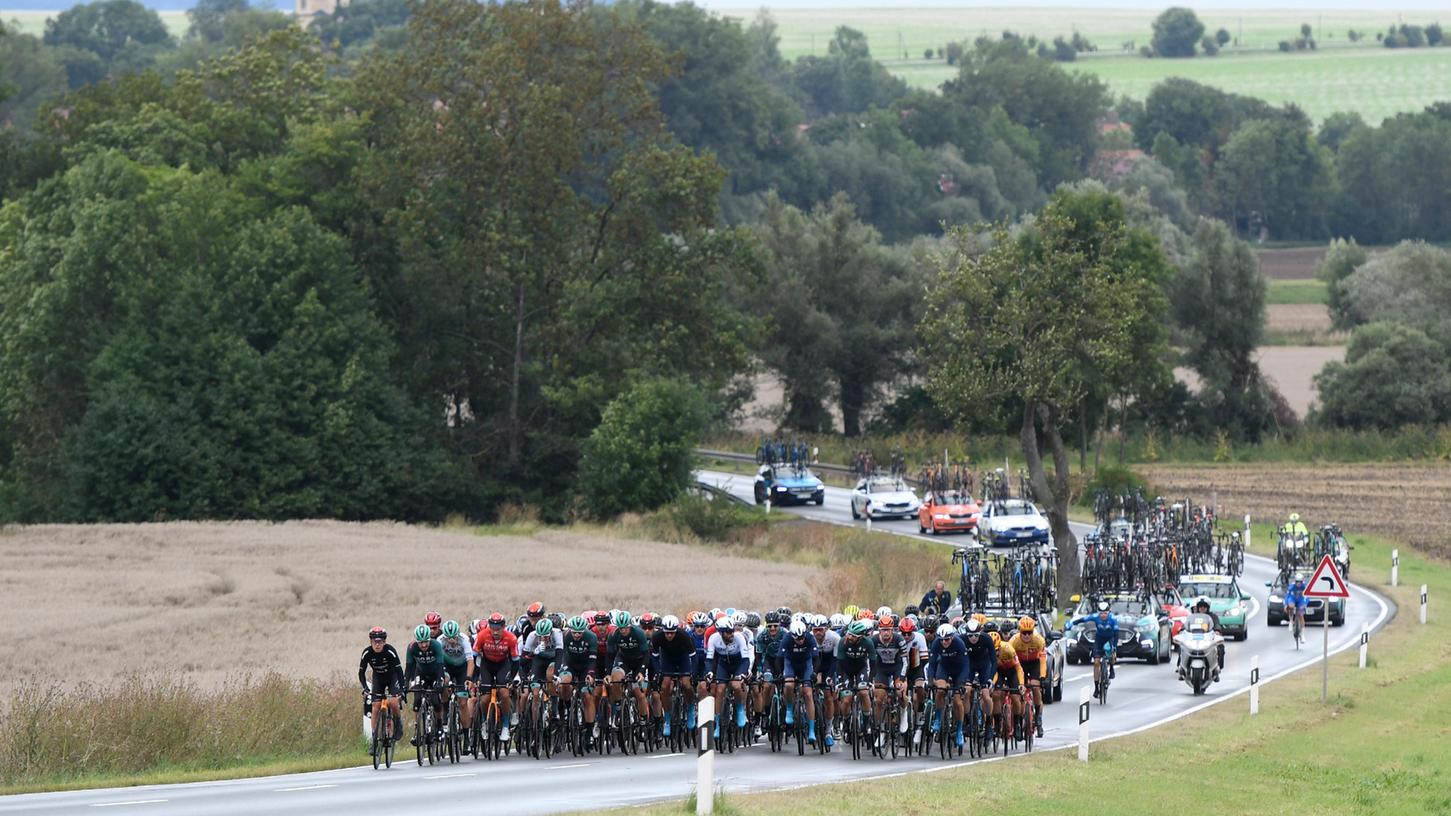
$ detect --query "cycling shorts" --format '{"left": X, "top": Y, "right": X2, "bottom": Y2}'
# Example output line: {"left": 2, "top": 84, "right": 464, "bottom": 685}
{"left": 934, "top": 661, "right": 969, "bottom": 688}
{"left": 995, "top": 672, "right": 1022, "bottom": 691}
{"left": 782, "top": 657, "right": 812, "bottom": 683}
{"left": 556, "top": 660, "right": 594, "bottom": 684}
{"left": 444, "top": 662, "right": 469, "bottom": 689}
{"left": 1091, "top": 640, "right": 1117, "bottom": 659}
{"left": 527, "top": 655, "right": 554, "bottom": 684}
{"left": 1019, "top": 659, "right": 1042, "bottom": 682}
{"left": 659, "top": 652, "right": 694, "bottom": 677}
{"left": 906, "top": 662, "right": 925, "bottom": 684}
{"left": 476, "top": 659, "right": 513, "bottom": 689}
{"left": 837, "top": 663, "right": 869, "bottom": 688}
{"left": 713, "top": 653, "right": 747, "bottom": 680}
{"left": 614, "top": 651, "right": 648, "bottom": 676}
{"left": 871, "top": 665, "right": 902, "bottom": 687}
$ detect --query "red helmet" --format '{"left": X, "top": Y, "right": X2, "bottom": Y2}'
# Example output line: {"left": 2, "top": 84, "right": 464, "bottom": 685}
{"left": 877, "top": 615, "right": 893, "bottom": 629}
{"left": 858, "top": 609, "right": 876, "bottom": 621}
{"left": 593, "top": 611, "right": 610, "bottom": 625}
{"left": 487, "top": 612, "right": 505, "bottom": 626}
{"left": 898, "top": 618, "right": 916, "bottom": 634}
{"left": 424, "top": 612, "right": 442, "bottom": 627}
{"left": 369, "top": 626, "right": 387, "bottom": 640}
{"left": 526, "top": 602, "right": 545, "bottom": 617}
{"left": 584, "top": 610, "right": 597, "bottom": 621}
{"left": 639, "top": 612, "right": 657, "bottom": 627}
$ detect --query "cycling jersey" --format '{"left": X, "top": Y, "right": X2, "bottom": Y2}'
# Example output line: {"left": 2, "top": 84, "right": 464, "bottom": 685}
{"left": 608, "top": 625, "right": 651, "bottom": 671}
{"left": 813, "top": 629, "right": 840, "bottom": 681}
{"left": 591, "top": 624, "right": 616, "bottom": 666}
{"left": 705, "top": 631, "right": 754, "bottom": 679}
{"left": 754, "top": 626, "right": 785, "bottom": 676}
{"left": 522, "top": 630, "right": 564, "bottom": 658}
{"left": 961, "top": 633, "right": 997, "bottom": 686}
{"left": 905, "top": 631, "right": 928, "bottom": 681}
{"left": 1009, "top": 632, "right": 1047, "bottom": 678}
{"left": 359, "top": 644, "right": 404, "bottom": 694}
{"left": 870, "top": 631, "right": 907, "bottom": 682}
{"left": 929, "top": 633, "right": 968, "bottom": 686}
{"left": 1071, "top": 614, "right": 1120, "bottom": 657}
{"left": 994, "top": 639, "right": 1024, "bottom": 687}
{"left": 557, "top": 630, "right": 599, "bottom": 678}
{"left": 652, "top": 630, "right": 696, "bottom": 676}
{"left": 473, "top": 629, "right": 520, "bottom": 665}
{"left": 690, "top": 628, "right": 708, "bottom": 678}
{"left": 1285, "top": 583, "right": 1309, "bottom": 610}
{"left": 438, "top": 634, "right": 473, "bottom": 668}
{"left": 405, "top": 639, "right": 446, "bottom": 685}
{"left": 834, "top": 634, "right": 878, "bottom": 682}
{"left": 780, "top": 635, "right": 818, "bottom": 683}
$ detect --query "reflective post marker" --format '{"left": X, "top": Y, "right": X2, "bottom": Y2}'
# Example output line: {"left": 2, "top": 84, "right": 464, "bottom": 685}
{"left": 1392, "top": 549, "right": 1399, "bottom": 587}
{"left": 865, "top": 502, "right": 871, "bottom": 532}
{"left": 1249, "top": 655, "right": 1260, "bottom": 715}
{"left": 696, "top": 697, "right": 715, "bottom": 816}
{"left": 1421, "top": 585, "right": 1428, "bottom": 625}
{"left": 1077, "top": 685, "right": 1090, "bottom": 762}
{"left": 765, "top": 497, "right": 770, "bottom": 515}
{"left": 1244, "top": 514, "right": 1251, "bottom": 552}
{"left": 1359, "top": 623, "right": 1369, "bottom": 669}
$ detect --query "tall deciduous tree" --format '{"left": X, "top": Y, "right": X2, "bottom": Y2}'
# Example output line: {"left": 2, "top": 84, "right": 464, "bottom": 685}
{"left": 1151, "top": 7, "right": 1205, "bottom": 57}
{"left": 922, "top": 189, "right": 1170, "bottom": 599}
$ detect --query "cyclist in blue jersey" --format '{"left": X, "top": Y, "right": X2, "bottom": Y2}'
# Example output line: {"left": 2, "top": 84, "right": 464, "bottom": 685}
{"left": 1070, "top": 601, "right": 1119, "bottom": 688}
{"left": 780, "top": 620, "right": 819, "bottom": 744}
{"left": 1284, "top": 577, "right": 1308, "bottom": 639}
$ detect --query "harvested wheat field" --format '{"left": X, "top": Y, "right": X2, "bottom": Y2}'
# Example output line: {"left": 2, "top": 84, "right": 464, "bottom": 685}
{"left": 0, "top": 522, "right": 814, "bottom": 695}
{"left": 1141, "top": 464, "right": 1451, "bottom": 558}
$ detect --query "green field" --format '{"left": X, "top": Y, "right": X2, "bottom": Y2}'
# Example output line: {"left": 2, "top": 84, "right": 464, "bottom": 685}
{"left": 744, "top": 7, "right": 1451, "bottom": 123}
{"left": 3, "top": 10, "right": 191, "bottom": 38}
{"left": 1267, "top": 277, "right": 1330, "bottom": 305}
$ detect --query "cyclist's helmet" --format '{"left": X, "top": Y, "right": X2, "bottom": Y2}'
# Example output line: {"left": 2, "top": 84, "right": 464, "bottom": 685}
{"left": 789, "top": 620, "right": 808, "bottom": 638}
{"left": 875, "top": 605, "right": 892, "bottom": 619}
{"left": 814, "top": 614, "right": 830, "bottom": 629}
{"left": 764, "top": 611, "right": 782, "bottom": 625}
{"left": 936, "top": 623, "right": 956, "bottom": 639}
{"left": 745, "top": 612, "right": 762, "bottom": 628}
{"left": 414, "top": 624, "right": 431, "bottom": 642}
{"left": 715, "top": 616, "right": 731, "bottom": 631}
{"left": 567, "top": 615, "right": 589, "bottom": 632}
{"left": 548, "top": 612, "right": 564, "bottom": 628}
{"left": 989, "top": 631, "right": 1001, "bottom": 647}
{"left": 904, "top": 604, "right": 920, "bottom": 617}
{"left": 1018, "top": 616, "right": 1036, "bottom": 634}
{"left": 1194, "top": 595, "right": 1211, "bottom": 611}
{"left": 829, "top": 613, "right": 848, "bottom": 629}
{"left": 639, "top": 612, "right": 657, "bottom": 629}
{"left": 877, "top": 615, "right": 893, "bottom": 629}
{"left": 724, "top": 607, "right": 737, "bottom": 619}
{"left": 843, "top": 604, "right": 860, "bottom": 618}
{"left": 613, "top": 610, "right": 632, "bottom": 628}
{"left": 468, "top": 620, "right": 481, "bottom": 637}
{"left": 777, "top": 606, "right": 793, "bottom": 619}
{"left": 731, "top": 610, "right": 748, "bottom": 629}
{"left": 964, "top": 618, "right": 982, "bottom": 634}
{"left": 488, "top": 612, "right": 506, "bottom": 627}
{"left": 660, "top": 614, "right": 680, "bottom": 632}
{"left": 442, "top": 620, "right": 460, "bottom": 638}
{"left": 708, "top": 607, "right": 723, "bottom": 621}
{"left": 922, "top": 615, "right": 940, "bottom": 632}
{"left": 690, "top": 612, "right": 709, "bottom": 628}
{"left": 857, "top": 609, "right": 876, "bottom": 621}
{"left": 369, "top": 626, "right": 387, "bottom": 641}
{"left": 846, "top": 620, "right": 871, "bottom": 637}
{"left": 1097, "top": 600, "right": 1110, "bottom": 613}
{"left": 527, "top": 602, "right": 546, "bottom": 618}
{"left": 534, "top": 619, "right": 553, "bottom": 637}
{"left": 424, "top": 611, "right": 442, "bottom": 627}
{"left": 949, "top": 616, "right": 965, "bottom": 629}
{"left": 998, "top": 620, "right": 1017, "bottom": 635}
{"left": 594, "top": 611, "right": 611, "bottom": 625}
{"left": 971, "top": 613, "right": 987, "bottom": 626}
{"left": 898, "top": 618, "right": 916, "bottom": 634}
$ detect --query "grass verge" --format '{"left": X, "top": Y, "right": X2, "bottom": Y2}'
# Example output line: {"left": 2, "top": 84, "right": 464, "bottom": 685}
{"left": 1267, "top": 277, "right": 1329, "bottom": 305}
{"left": 614, "top": 531, "right": 1449, "bottom": 816}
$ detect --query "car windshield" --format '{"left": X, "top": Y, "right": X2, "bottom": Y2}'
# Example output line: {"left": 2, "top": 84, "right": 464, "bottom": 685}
{"left": 994, "top": 500, "right": 1035, "bottom": 515}
{"left": 1180, "top": 581, "right": 1236, "bottom": 599}
{"left": 935, "top": 491, "right": 971, "bottom": 505}
{"left": 1080, "top": 598, "right": 1146, "bottom": 617}
{"left": 869, "top": 478, "right": 906, "bottom": 492}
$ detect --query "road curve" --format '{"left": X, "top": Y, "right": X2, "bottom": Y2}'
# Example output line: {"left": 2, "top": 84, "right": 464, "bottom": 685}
{"left": 0, "top": 474, "right": 1392, "bottom": 815}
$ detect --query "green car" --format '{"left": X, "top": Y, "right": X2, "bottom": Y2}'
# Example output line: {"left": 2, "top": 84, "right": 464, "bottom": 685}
{"left": 1177, "top": 574, "right": 1251, "bottom": 641}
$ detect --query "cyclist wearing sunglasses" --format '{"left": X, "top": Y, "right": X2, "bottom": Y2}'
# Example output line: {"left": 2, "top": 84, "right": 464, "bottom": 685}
{"left": 359, "top": 627, "right": 404, "bottom": 753}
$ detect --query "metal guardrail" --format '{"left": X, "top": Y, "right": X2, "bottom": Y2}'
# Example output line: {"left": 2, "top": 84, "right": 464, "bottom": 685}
{"left": 694, "top": 448, "right": 924, "bottom": 489}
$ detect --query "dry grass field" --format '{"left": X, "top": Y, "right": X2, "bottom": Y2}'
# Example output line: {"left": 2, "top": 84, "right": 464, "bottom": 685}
{"left": 0, "top": 521, "right": 817, "bottom": 696}
{"left": 1141, "top": 463, "right": 1451, "bottom": 559}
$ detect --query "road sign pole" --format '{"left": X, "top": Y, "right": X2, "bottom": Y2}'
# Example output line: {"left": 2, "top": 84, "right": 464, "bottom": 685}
{"left": 1391, "top": 549, "right": 1399, "bottom": 587}
{"left": 1358, "top": 623, "right": 1369, "bottom": 669}
{"left": 1249, "top": 655, "right": 1259, "bottom": 715}
{"left": 1322, "top": 601, "right": 1330, "bottom": 702}
{"left": 1421, "top": 585, "right": 1428, "bottom": 625}
{"left": 696, "top": 697, "right": 715, "bottom": 815}
{"left": 1077, "top": 685, "right": 1090, "bottom": 761}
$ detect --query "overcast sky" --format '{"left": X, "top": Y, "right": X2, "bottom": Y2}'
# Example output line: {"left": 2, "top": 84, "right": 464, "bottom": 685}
{"left": 702, "top": 1, "right": 1446, "bottom": 10}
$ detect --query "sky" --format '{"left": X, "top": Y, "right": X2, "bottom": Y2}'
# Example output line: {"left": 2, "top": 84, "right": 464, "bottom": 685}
{"left": 3, "top": 0, "right": 1444, "bottom": 13}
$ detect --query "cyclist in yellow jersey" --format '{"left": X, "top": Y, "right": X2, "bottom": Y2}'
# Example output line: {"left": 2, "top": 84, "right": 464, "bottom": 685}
{"left": 992, "top": 623, "right": 1024, "bottom": 739}
{"left": 1008, "top": 616, "right": 1047, "bottom": 738}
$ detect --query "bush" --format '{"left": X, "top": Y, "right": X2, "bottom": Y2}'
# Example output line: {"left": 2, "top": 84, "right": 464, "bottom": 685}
{"left": 1313, "top": 323, "right": 1451, "bottom": 430}
{"left": 1279, "top": 40, "right": 1293, "bottom": 52}
{"left": 665, "top": 494, "right": 764, "bottom": 542}
{"left": 1200, "top": 36, "right": 1218, "bottom": 56}
{"left": 923, "top": 47, "right": 934, "bottom": 59}
{"left": 577, "top": 379, "right": 709, "bottom": 519}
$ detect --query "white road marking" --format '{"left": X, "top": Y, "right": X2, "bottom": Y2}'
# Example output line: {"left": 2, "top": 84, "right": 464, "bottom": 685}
{"left": 422, "top": 773, "right": 476, "bottom": 780}
{"left": 546, "top": 763, "right": 592, "bottom": 770}
{"left": 90, "top": 801, "right": 168, "bottom": 808}
{"left": 645, "top": 752, "right": 683, "bottom": 760}
{"left": 275, "top": 784, "right": 337, "bottom": 792}
{"left": 1064, "top": 672, "right": 1092, "bottom": 683}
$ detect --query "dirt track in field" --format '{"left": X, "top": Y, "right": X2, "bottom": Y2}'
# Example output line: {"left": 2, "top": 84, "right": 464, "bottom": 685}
{"left": 0, "top": 522, "right": 814, "bottom": 694}
{"left": 1140, "top": 463, "right": 1451, "bottom": 559}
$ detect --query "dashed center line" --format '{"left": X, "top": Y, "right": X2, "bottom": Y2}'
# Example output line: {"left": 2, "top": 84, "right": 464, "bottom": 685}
{"left": 547, "top": 762, "right": 592, "bottom": 770}
{"left": 645, "top": 752, "right": 683, "bottom": 760}
{"left": 275, "top": 784, "right": 337, "bottom": 792}
{"left": 90, "top": 801, "right": 168, "bottom": 808}
{"left": 423, "top": 772, "right": 477, "bottom": 780}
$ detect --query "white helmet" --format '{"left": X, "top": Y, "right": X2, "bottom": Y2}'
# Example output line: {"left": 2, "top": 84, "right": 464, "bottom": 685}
{"left": 660, "top": 614, "right": 680, "bottom": 632}
{"left": 875, "top": 605, "right": 892, "bottom": 619}
{"left": 715, "top": 616, "right": 731, "bottom": 631}
{"left": 791, "top": 612, "right": 806, "bottom": 624}
{"left": 829, "top": 613, "right": 848, "bottom": 629}
{"left": 814, "top": 614, "right": 830, "bottom": 628}
{"left": 731, "top": 610, "right": 748, "bottom": 628}
{"left": 789, "top": 620, "right": 808, "bottom": 637}
{"left": 1097, "top": 601, "right": 1110, "bottom": 612}
{"left": 936, "top": 623, "right": 956, "bottom": 639}
{"left": 469, "top": 619, "right": 481, "bottom": 637}
{"left": 964, "top": 618, "right": 982, "bottom": 634}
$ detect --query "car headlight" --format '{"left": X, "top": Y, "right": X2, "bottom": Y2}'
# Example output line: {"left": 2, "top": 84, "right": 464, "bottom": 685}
{"left": 933, "top": 514, "right": 950, "bottom": 520}
{"left": 1269, "top": 595, "right": 1282, "bottom": 604}
{"left": 1136, "top": 621, "right": 1156, "bottom": 634}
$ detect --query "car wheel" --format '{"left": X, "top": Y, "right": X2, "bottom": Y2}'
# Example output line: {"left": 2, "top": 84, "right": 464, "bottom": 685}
{"left": 754, "top": 486, "right": 765, "bottom": 505}
{"left": 814, "top": 495, "right": 824, "bottom": 506}
{"left": 1052, "top": 677, "right": 1063, "bottom": 703}
{"left": 1267, "top": 612, "right": 1282, "bottom": 627}
{"left": 851, "top": 503, "right": 860, "bottom": 520}
{"left": 1147, "top": 638, "right": 1160, "bottom": 665}
{"left": 1332, "top": 614, "right": 1345, "bottom": 627}
{"left": 1234, "top": 628, "right": 1247, "bottom": 642}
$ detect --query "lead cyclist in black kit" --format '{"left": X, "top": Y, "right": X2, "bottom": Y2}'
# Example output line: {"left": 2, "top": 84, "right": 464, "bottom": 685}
{"left": 359, "top": 626, "right": 405, "bottom": 755}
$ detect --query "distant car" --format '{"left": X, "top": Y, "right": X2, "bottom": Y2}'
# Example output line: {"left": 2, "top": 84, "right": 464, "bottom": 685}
{"left": 753, "top": 464, "right": 824, "bottom": 506}
{"left": 918, "top": 490, "right": 981, "bottom": 535}
{"left": 1065, "top": 593, "right": 1173, "bottom": 665}
{"left": 1178, "top": 574, "right": 1251, "bottom": 640}
{"left": 979, "top": 499, "right": 1050, "bottom": 547}
{"left": 1266, "top": 567, "right": 1345, "bottom": 627}
{"left": 850, "top": 476, "right": 920, "bottom": 520}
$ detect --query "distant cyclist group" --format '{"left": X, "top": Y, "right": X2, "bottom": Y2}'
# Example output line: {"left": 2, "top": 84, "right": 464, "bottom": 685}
{"left": 358, "top": 600, "right": 1055, "bottom": 766}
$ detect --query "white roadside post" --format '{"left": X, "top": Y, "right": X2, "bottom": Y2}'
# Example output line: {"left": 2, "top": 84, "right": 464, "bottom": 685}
{"left": 1392, "top": 549, "right": 1399, "bottom": 587}
{"left": 765, "top": 496, "right": 770, "bottom": 515}
{"left": 1421, "top": 585, "right": 1429, "bottom": 625}
{"left": 1244, "top": 514, "right": 1251, "bottom": 552}
{"left": 1249, "top": 655, "right": 1260, "bottom": 715}
{"left": 865, "top": 502, "right": 872, "bottom": 532}
{"left": 1077, "top": 685, "right": 1091, "bottom": 762}
{"left": 696, "top": 697, "right": 715, "bottom": 816}
{"left": 1359, "top": 623, "right": 1369, "bottom": 669}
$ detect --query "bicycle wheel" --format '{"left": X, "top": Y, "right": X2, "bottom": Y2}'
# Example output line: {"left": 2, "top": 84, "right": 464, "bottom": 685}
{"left": 447, "top": 699, "right": 460, "bottom": 764}
{"left": 371, "top": 711, "right": 382, "bottom": 770}
{"left": 414, "top": 703, "right": 425, "bottom": 766}
{"left": 384, "top": 715, "right": 395, "bottom": 768}
{"left": 847, "top": 696, "right": 861, "bottom": 761}
{"left": 1022, "top": 700, "right": 1034, "bottom": 753}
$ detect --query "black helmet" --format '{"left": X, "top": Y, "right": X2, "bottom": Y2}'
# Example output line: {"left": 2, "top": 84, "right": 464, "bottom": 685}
{"left": 764, "top": 611, "right": 781, "bottom": 625}
{"left": 922, "top": 615, "right": 940, "bottom": 632}
{"left": 776, "top": 606, "right": 793, "bottom": 618}
{"left": 904, "top": 604, "right": 920, "bottom": 617}
{"left": 745, "top": 612, "right": 762, "bottom": 628}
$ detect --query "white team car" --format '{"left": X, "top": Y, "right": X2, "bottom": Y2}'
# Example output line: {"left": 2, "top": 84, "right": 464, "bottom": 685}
{"left": 979, "top": 498, "right": 1051, "bottom": 546}
{"left": 850, "top": 476, "right": 920, "bottom": 520}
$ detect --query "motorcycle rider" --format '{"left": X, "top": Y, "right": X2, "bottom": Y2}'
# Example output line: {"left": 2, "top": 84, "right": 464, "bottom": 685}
{"left": 1190, "top": 596, "right": 1226, "bottom": 673}
{"left": 1281, "top": 512, "right": 1309, "bottom": 540}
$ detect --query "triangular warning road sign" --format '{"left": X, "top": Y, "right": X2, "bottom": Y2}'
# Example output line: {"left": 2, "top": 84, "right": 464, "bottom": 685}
{"left": 1304, "top": 554, "right": 1350, "bottom": 598}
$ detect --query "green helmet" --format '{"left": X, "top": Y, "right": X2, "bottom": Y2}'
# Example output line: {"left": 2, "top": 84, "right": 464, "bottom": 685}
{"left": 442, "top": 620, "right": 460, "bottom": 638}
{"left": 568, "top": 615, "right": 589, "bottom": 632}
{"left": 613, "top": 610, "right": 632, "bottom": 628}
{"left": 535, "top": 619, "right": 554, "bottom": 637}
{"left": 847, "top": 620, "right": 871, "bottom": 637}
{"left": 414, "top": 624, "right": 431, "bottom": 642}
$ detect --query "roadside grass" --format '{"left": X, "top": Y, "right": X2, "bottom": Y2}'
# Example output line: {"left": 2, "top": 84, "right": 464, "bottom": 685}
{"left": 616, "top": 532, "right": 1450, "bottom": 816}
{"left": 1267, "top": 277, "right": 1329, "bottom": 306}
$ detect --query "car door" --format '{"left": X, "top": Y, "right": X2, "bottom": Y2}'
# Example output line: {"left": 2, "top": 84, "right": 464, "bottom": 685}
{"left": 853, "top": 479, "right": 868, "bottom": 514}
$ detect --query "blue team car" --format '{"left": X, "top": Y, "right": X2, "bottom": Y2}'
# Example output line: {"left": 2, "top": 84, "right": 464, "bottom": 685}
{"left": 754, "top": 464, "right": 825, "bottom": 506}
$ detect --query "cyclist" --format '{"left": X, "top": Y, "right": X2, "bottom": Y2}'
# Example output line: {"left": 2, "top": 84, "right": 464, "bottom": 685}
{"left": 653, "top": 614, "right": 697, "bottom": 738}
{"left": 556, "top": 615, "right": 600, "bottom": 748}
{"left": 1070, "top": 600, "right": 1119, "bottom": 689}
{"left": 437, "top": 620, "right": 475, "bottom": 740}
{"left": 960, "top": 618, "right": 997, "bottom": 743}
{"left": 688, "top": 612, "right": 712, "bottom": 709}
{"left": 471, "top": 612, "right": 520, "bottom": 742}
{"left": 992, "top": 621, "right": 1024, "bottom": 740}
{"left": 811, "top": 615, "right": 840, "bottom": 746}
{"left": 928, "top": 622, "right": 968, "bottom": 748}
{"left": 404, "top": 624, "right": 447, "bottom": 746}
{"left": 869, "top": 615, "right": 908, "bottom": 746}
{"left": 607, "top": 611, "right": 653, "bottom": 736}
{"left": 423, "top": 611, "right": 443, "bottom": 639}
{"left": 358, "top": 626, "right": 404, "bottom": 754}
{"left": 1284, "top": 577, "right": 1308, "bottom": 642}
{"left": 1008, "top": 616, "right": 1047, "bottom": 738}
{"left": 833, "top": 619, "right": 877, "bottom": 742}
{"left": 900, "top": 617, "right": 928, "bottom": 734}
{"left": 521, "top": 618, "right": 564, "bottom": 727}
{"left": 524, "top": 602, "right": 547, "bottom": 634}
{"left": 706, "top": 615, "right": 754, "bottom": 740}
{"left": 780, "top": 619, "right": 819, "bottom": 745}
{"left": 753, "top": 612, "right": 785, "bottom": 736}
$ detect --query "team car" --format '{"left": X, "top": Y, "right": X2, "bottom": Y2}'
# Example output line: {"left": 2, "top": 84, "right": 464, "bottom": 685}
{"left": 1177, "top": 574, "right": 1252, "bottom": 640}
{"left": 850, "top": 476, "right": 920, "bottom": 520}
{"left": 1155, "top": 585, "right": 1191, "bottom": 638}
{"left": 979, "top": 499, "right": 1051, "bottom": 547}
{"left": 989, "top": 610, "right": 1067, "bottom": 704}
{"left": 1065, "top": 593, "right": 1174, "bottom": 665}
{"left": 1266, "top": 567, "right": 1346, "bottom": 627}
{"left": 917, "top": 489, "right": 981, "bottom": 535}
{"left": 753, "top": 464, "right": 824, "bottom": 506}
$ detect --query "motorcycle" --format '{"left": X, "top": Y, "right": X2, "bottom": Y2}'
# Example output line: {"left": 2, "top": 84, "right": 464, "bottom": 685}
{"left": 1173, "top": 613, "right": 1224, "bottom": 695}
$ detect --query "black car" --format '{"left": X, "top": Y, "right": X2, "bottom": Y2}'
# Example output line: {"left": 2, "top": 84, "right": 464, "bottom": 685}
{"left": 1064, "top": 593, "right": 1173, "bottom": 665}
{"left": 1266, "top": 568, "right": 1346, "bottom": 626}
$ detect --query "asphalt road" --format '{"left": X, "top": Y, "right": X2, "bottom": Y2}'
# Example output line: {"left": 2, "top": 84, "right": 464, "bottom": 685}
{"left": 1, "top": 473, "right": 1392, "bottom": 815}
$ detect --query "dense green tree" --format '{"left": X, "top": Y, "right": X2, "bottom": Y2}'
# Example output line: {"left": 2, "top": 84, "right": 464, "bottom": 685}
{"left": 1214, "top": 116, "right": 1332, "bottom": 239}
{"left": 1331, "top": 110, "right": 1451, "bottom": 243}
{"left": 754, "top": 193, "right": 922, "bottom": 436}
{"left": 577, "top": 379, "right": 709, "bottom": 518}
{"left": 43, "top": 0, "right": 173, "bottom": 65}
{"left": 1335, "top": 241, "right": 1451, "bottom": 333}
{"left": 1317, "top": 237, "right": 1369, "bottom": 330}
{"left": 309, "top": 0, "right": 410, "bottom": 51}
{"left": 921, "top": 188, "right": 1171, "bottom": 599}
{"left": 1314, "top": 323, "right": 1451, "bottom": 429}
{"left": 1152, "top": 7, "right": 1206, "bottom": 57}
{"left": 187, "top": 0, "right": 252, "bottom": 42}
{"left": 788, "top": 26, "right": 907, "bottom": 118}
{"left": 0, "top": 29, "right": 69, "bottom": 130}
